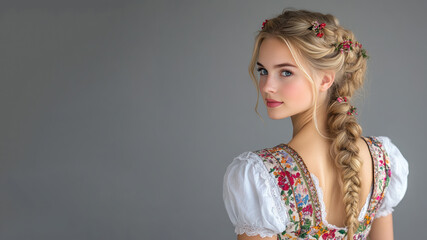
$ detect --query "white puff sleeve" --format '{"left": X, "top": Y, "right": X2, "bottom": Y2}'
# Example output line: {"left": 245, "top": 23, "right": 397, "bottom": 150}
{"left": 222, "top": 151, "right": 289, "bottom": 238}
{"left": 375, "top": 136, "right": 409, "bottom": 218}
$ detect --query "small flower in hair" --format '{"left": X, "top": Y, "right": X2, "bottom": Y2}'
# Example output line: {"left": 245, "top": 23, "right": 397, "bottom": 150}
{"left": 337, "top": 38, "right": 353, "bottom": 53}
{"left": 308, "top": 21, "right": 326, "bottom": 38}
{"left": 332, "top": 37, "right": 369, "bottom": 59}
{"left": 337, "top": 96, "right": 348, "bottom": 103}
{"left": 261, "top": 19, "right": 268, "bottom": 29}
{"left": 347, "top": 106, "right": 358, "bottom": 116}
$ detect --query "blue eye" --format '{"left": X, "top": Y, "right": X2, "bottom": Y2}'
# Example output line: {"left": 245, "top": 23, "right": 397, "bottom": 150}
{"left": 257, "top": 68, "right": 268, "bottom": 76}
{"left": 281, "top": 70, "right": 292, "bottom": 77}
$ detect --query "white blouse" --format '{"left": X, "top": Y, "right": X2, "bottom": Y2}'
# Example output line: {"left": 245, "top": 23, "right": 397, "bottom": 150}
{"left": 222, "top": 136, "right": 409, "bottom": 238}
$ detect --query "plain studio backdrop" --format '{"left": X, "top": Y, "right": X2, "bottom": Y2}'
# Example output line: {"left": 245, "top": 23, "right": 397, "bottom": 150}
{"left": 0, "top": 0, "right": 425, "bottom": 239}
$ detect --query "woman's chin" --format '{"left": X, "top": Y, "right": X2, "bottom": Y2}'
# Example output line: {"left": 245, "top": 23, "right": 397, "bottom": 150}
{"left": 267, "top": 111, "right": 289, "bottom": 120}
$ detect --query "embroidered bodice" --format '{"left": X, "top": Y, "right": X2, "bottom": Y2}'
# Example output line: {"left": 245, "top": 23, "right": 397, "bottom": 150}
{"left": 223, "top": 136, "right": 409, "bottom": 239}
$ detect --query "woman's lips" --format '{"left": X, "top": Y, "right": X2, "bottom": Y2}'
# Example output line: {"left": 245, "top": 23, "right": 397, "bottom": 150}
{"left": 267, "top": 102, "right": 283, "bottom": 108}
{"left": 266, "top": 99, "right": 283, "bottom": 108}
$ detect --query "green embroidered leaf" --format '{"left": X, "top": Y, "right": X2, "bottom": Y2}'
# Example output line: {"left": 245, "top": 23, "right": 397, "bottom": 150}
{"left": 338, "top": 229, "right": 346, "bottom": 234}
{"left": 301, "top": 224, "right": 310, "bottom": 230}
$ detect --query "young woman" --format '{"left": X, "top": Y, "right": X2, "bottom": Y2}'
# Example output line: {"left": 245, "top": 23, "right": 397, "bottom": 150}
{"left": 223, "top": 9, "right": 409, "bottom": 240}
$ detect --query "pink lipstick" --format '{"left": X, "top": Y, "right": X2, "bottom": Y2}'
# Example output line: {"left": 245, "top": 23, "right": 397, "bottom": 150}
{"left": 266, "top": 98, "right": 283, "bottom": 108}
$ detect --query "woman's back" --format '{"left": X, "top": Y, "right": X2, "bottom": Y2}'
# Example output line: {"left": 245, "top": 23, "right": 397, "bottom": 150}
{"left": 288, "top": 136, "right": 374, "bottom": 228}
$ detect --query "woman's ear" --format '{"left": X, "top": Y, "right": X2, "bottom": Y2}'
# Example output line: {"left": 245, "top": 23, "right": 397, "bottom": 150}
{"left": 319, "top": 70, "right": 335, "bottom": 92}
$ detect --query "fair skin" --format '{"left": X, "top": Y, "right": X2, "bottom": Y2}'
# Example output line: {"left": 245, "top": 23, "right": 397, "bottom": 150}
{"left": 237, "top": 37, "right": 393, "bottom": 239}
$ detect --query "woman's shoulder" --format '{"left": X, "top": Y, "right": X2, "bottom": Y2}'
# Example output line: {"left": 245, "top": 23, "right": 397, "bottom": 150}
{"left": 367, "top": 135, "right": 410, "bottom": 218}
{"left": 223, "top": 151, "right": 268, "bottom": 180}
{"left": 222, "top": 150, "right": 273, "bottom": 193}
{"left": 363, "top": 135, "right": 409, "bottom": 167}
{"left": 367, "top": 136, "right": 409, "bottom": 170}
{"left": 228, "top": 151, "right": 262, "bottom": 164}
{"left": 222, "top": 150, "right": 289, "bottom": 237}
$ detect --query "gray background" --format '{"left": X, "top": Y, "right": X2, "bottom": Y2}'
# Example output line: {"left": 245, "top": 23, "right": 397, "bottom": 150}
{"left": 0, "top": 0, "right": 424, "bottom": 239}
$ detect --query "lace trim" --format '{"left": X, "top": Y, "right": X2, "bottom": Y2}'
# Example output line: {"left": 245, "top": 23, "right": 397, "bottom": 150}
{"left": 248, "top": 152, "right": 290, "bottom": 227}
{"left": 310, "top": 173, "right": 372, "bottom": 230}
{"left": 375, "top": 208, "right": 393, "bottom": 219}
{"left": 235, "top": 224, "right": 277, "bottom": 238}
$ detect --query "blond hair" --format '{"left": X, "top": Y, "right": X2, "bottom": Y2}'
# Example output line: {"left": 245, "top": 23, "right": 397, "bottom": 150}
{"left": 249, "top": 8, "right": 368, "bottom": 239}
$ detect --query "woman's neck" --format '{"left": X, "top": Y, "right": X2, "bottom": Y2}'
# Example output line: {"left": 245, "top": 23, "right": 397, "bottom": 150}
{"left": 290, "top": 103, "right": 329, "bottom": 141}
{"left": 287, "top": 102, "right": 336, "bottom": 174}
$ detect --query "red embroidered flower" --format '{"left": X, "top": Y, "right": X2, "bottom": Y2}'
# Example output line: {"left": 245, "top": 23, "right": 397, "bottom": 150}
{"left": 302, "top": 204, "right": 313, "bottom": 215}
{"left": 286, "top": 171, "right": 294, "bottom": 185}
{"left": 278, "top": 171, "right": 290, "bottom": 191}
{"left": 316, "top": 32, "right": 324, "bottom": 38}
{"left": 277, "top": 170, "right": 300, "bottom": 191}
{"left": 321, "top": 229, "right": 336, "bottom": 239}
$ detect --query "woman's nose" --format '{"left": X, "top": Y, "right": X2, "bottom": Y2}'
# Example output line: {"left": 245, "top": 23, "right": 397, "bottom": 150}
{"left": 262, "top": 75, "right": 278, "bottom": 93}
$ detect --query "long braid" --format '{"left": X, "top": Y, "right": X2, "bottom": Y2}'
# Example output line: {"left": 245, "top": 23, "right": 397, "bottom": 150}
{"left": 326, "top": 26, "right": 367, "bottom": 240}
{"left": 327, "top": 90, "right": 363, "bottom": 239}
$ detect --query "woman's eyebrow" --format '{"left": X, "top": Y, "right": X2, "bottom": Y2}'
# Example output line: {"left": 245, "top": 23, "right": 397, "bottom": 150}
{"left": 256, "top": 61, "right": 297, "bottom": 68}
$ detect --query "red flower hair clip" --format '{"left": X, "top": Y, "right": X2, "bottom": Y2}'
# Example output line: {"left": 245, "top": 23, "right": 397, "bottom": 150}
{"left": 308, "top": 20, "right": 326, "bottom": 38}
{"left": 337, "top": 96, "right": 358, "bottom": 116}
{"left": 337, "top": 96, "right": 348, "bottom": 103}
{"left": 332, "top": 37, "right": 369, "bottom": 59}
{"left": 261, "top": 19, "right": 268, "bottom": 29}
{"left": 347, "top": 106, "right": 358, "bottom": 116}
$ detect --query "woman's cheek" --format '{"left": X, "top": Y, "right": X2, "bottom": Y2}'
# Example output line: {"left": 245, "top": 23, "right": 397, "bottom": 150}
{"left": 280, "top": 81, "right": 304, "bottom": 101}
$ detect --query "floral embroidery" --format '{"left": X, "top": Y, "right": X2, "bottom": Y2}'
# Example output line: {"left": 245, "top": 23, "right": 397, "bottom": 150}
{"left": 302, "top": 205, "right": 313, "bottom": 216}
{"left": 253, "top": 136, "right": 391, "bottom": 239}
{"left": 322, "top": 228, "right": 336, "bottom": 239}
{"left": 277, "top": 171, "right": 291, "bottom": 191}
